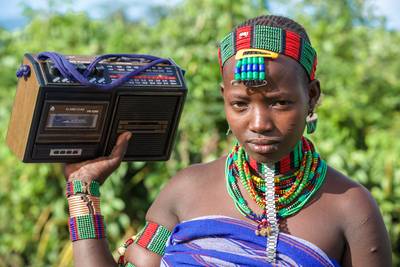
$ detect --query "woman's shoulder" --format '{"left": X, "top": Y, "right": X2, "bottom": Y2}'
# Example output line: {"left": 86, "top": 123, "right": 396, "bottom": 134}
{"left": 321, "top": 165, "right": 382, "bottom": 231}
{"left": 145, "top": 157, "right": 226, "bottom": 225}
{"left": 323, "top": 166, "right": 375, "bottom": 206}
{"left": 168, "top": 156, "right": 227, "bottom": 186}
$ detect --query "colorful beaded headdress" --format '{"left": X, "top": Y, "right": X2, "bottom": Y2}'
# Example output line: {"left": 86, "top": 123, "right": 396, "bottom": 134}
{"left": 218, "top": 25, "right": 318, "bottom": 83}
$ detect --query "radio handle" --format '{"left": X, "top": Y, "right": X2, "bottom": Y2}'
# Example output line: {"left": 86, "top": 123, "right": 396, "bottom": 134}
{"left": 36, "top": 52, "right": 176, "bottom": 90}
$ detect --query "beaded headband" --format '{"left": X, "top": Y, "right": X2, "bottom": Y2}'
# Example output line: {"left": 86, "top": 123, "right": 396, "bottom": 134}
{"left": 218, "top": 25, "right": 318, "bottom": 82}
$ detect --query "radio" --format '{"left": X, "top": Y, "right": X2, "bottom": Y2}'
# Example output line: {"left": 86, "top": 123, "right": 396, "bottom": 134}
{"left": 6, "top": 52, "right": 187, "bottom": 162}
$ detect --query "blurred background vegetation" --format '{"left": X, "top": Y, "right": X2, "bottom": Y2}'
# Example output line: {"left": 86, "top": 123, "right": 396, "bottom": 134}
{"left": 0, "top": 0, "right": 399, "bottom": 266}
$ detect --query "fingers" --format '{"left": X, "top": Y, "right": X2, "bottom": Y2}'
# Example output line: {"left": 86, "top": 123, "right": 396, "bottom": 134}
{"left": 63, "top": 132, "right": 132, "bottom": 182}
{"left": 110, "top": 131, "right": 132, "bottom": 160}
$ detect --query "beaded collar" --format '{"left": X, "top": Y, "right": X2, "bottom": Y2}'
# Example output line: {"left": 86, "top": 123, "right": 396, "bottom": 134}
{"left": 218, "top": 25, "right": 318, "bottom": 82}
{"left": 245, "top": 138, "right": 303, "bottom": 176}
{"left": 225, "top": 136, "right": 327, "bottom": 262}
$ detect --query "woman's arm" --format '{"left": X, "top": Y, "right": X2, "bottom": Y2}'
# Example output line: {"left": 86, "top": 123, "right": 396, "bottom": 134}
{"left": 64, "top": 132, "right": 129, "bottom": 267}
{"left": 341, "top": 185, "right": 392, "bottom": 267}
{"left": 64, "top": 132, "right": 180, "bottom": 267}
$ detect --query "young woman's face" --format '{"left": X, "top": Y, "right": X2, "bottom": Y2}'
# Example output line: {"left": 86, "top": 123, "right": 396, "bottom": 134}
{"left": 222, "top": 55, "right": 313, "bottom": 163}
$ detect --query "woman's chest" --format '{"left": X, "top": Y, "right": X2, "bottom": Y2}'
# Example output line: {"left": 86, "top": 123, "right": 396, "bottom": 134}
{"left": 178, "top": 179, "right": 344, "bottom": 264}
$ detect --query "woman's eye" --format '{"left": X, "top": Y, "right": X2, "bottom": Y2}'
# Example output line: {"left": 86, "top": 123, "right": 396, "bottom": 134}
{"left": 231, "top": 102, "right": 248, "bottom": 110}
{"left": 273, "top": 100, "right": 292, "bottom": 106}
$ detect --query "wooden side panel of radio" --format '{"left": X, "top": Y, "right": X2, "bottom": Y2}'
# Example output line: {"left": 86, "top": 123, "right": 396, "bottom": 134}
{"left": 6, "top": 56, "right": 40, "bottom": 160}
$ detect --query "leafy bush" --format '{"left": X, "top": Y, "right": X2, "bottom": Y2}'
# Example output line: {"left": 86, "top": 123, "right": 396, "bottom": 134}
{"left": 0, "top": 0, "right": 398, "bottom": 265}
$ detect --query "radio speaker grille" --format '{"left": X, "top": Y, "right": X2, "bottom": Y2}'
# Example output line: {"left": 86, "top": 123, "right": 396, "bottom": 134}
{"left": 108, "top": 94, "right": 180, "bottom": 159}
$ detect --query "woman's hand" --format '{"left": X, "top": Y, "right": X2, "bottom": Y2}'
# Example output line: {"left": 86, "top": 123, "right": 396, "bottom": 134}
{"left": 63, "top": 132, "right": 132, "bottom": 184}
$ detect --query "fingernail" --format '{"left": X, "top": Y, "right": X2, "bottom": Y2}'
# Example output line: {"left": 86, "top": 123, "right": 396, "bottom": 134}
{"left": 126, "top": 132, "right": 132, "bottom": 140}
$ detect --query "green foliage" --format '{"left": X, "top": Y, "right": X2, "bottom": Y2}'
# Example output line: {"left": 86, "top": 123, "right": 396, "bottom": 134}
{"left": 0, "top": 0, "right": 399, "bottom": 265}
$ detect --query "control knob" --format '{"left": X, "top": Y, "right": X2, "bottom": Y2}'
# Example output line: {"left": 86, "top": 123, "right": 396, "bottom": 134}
{"left": 48, "top": 64, "right": 61, "bottom": 76}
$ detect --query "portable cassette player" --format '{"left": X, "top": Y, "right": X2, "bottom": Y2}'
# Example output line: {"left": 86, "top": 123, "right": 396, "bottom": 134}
{"left": 6, "top": 52, "right": 187, "bottom": 162}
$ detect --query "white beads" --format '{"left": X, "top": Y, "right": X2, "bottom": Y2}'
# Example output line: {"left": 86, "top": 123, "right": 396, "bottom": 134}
{"left": 263, "top": 163, "right": 279, "bottom": 262}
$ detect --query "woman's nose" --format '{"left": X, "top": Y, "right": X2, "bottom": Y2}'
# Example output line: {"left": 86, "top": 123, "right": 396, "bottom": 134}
{"left": 248, "top": 106, "right": 274, "bottom": 134}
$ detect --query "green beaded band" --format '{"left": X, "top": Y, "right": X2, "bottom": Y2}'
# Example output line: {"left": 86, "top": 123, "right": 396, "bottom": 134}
{"left": 218, "top": 24, "right": 318, "bottom": 80}
{"left": 69, "top": 214, "right": 106, "bottom": 241}
{"left": 66, "top": 180, "right": 100, "bottom": 197}
{"left": 134, "top": 221, "right": 171, "bottom": 255}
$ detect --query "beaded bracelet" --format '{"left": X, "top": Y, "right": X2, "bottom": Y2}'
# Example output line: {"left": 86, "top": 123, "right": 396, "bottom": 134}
{"left": 66, "top": 180, "right": 100, "bottom": 197}
{"left": 68, "top": 195, "right": 101, "bottom": 217}
{"left": 69, "top": 214, "right": 106, "bottom": 242}
{"left": 118, "top": 236, "right": 135, "bottom": 267}
{"left": 66, "top": 180, "right": 105, "bottom": 242}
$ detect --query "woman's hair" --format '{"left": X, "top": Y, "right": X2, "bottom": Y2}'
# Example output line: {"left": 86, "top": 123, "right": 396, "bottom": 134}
{"left": 237, "top": 15, "right": 311, "bottom": 44}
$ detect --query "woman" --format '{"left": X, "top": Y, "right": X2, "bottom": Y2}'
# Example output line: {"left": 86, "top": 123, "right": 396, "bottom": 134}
{"left": 64, "top": 15, "right": 391, "bottom": 266}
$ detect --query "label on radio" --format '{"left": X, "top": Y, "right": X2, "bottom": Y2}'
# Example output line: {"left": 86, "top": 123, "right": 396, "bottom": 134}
{"left": 47, "top": 114, "right": 98, "bottom": 128}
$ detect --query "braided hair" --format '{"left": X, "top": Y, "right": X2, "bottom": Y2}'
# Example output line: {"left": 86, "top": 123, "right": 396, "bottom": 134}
{"left": 237, "top": 15, "right": 311, "bottom": 44}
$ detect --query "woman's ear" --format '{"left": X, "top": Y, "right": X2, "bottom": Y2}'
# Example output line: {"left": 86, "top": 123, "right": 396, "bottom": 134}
{"left": 308, "top": 79, "right": 321, "bottom": 111}
{"left": 220, "top": 82, "right": 225, "bottom": 96}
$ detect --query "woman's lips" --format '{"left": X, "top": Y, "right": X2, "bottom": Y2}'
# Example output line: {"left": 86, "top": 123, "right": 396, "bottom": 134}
{"left": 247, "top": 140, "right": 280, "bottom": 154}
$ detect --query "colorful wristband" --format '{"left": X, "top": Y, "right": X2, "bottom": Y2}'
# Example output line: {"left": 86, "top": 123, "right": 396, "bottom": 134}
{"left": 66, "top": 180, "right": 100, "bottom": 197}
{"left": 69, "top": 214, "right": 106, "bottom": 242}
{"left": 68, "top": 195, "right": 101, "bottom": 217}
{"left": 118, "top": 236, "right": 135, "bottom": 267}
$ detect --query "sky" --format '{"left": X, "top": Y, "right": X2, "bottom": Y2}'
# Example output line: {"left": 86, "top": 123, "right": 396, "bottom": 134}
{"left": 1, "top": 0, "right": 399, "bottom": 31}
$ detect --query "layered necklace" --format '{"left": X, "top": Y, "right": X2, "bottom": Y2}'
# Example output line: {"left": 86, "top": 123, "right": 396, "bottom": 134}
{"left": 225, "top": 137, "right": 327, "bottom": 262}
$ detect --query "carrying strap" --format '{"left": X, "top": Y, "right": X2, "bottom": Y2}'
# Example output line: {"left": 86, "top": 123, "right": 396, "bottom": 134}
{"left": 36, "top": 52, "right": 176, "bottom": 90}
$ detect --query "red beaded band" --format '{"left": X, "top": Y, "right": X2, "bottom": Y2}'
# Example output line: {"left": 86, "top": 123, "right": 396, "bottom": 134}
{"left": 218, "top": 25, "right": 317, "bottom": 80}
{"left": 135, "top": 221, "right": 171, "bottom": 255}
{"left": 117, "top": 221, "right": 171, "bottom": 266}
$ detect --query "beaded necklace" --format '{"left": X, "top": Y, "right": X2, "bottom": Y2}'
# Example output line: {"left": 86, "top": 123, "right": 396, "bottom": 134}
{"left": 225, "top": 137, "right": 327, "bottom": 262}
